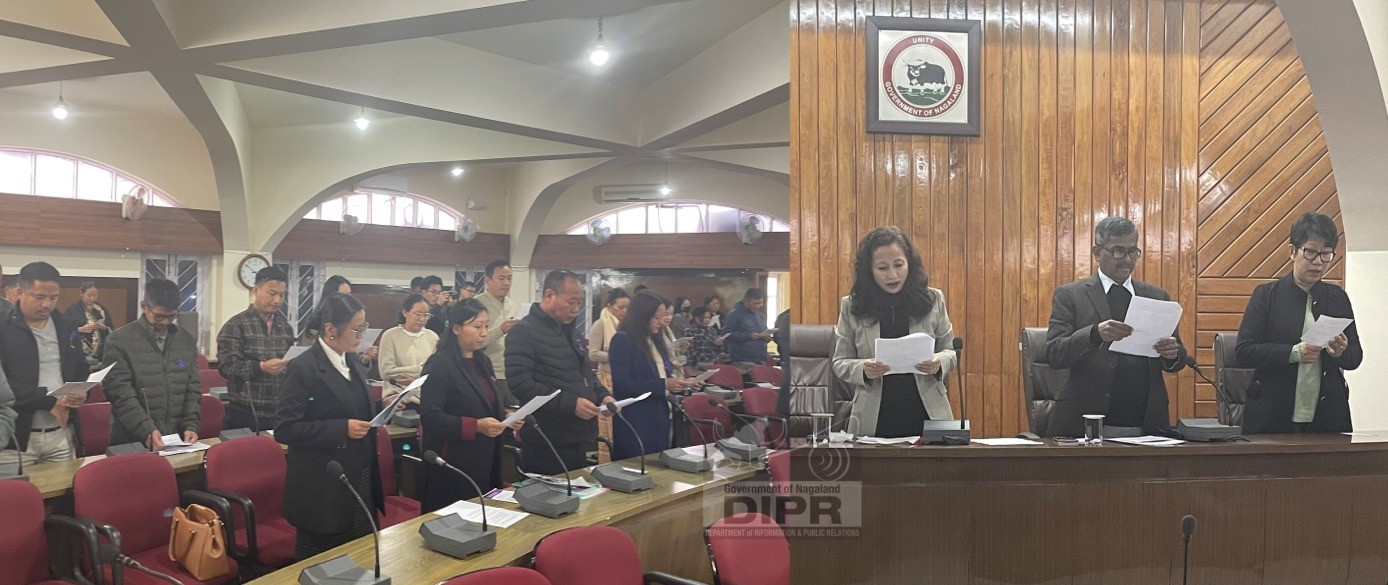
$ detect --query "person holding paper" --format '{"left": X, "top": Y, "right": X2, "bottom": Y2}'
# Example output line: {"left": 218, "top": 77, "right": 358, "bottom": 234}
{"left": 726, "top": 288, "right": 771, "bottom": 367}
{"left": 832, "top": 227, "right": 957, "bottom": 438}
{"left": 418, "top": 299, "right": 522, "bottom": 513}
{"left": 378, "top": 294, "right": 438, "bottom": 407}
{"left": 1045, "top": 216, "right": 1186, "bottom": 438}
{"left": 587, "top": 288, "right": 631, "bottom": 391}
{"left": 101, "top": 279, "right": 203, "bottom": 450}
{"left": 217, "top": 267, "right": 296, "bottom": 432}
{"left": 687, "top": 307, "right": 724, "bottom": 367}
{"left": 64, "top": 281, "right": 114, "bottom": 364}
{"left": 297, "top": 276, "right": 380, "bottom": 365}
{"left": 610, "top": 291, "right": 697, "bottom": 459}
{"left": 506, "top": 270, "right": 617, "bottom": 474}
{"left": 1236, "top": 212, "right": 1362, "bottom": 434}
{"left": 275, "top": 293, "right": 383, "bottom": 560}
{"left": 0, "top": 262, "right": 88, "bottom": 465}
{"left": 476, "top": 260, "right": 519, "bottom": 394}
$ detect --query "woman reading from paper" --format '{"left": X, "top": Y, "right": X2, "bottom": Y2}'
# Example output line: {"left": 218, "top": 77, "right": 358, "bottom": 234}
{"left": 832, "top": 227, "right": 957, "bottom": 438}
{"left": 609, "top": 291, "right": 697, "bottom": 459}
{"left": 418, "top": 298, "right": 522, "bottom": 513}
{"left": 378, "top": 294, "right": 438, "bottom": 409}
{"left": 1236, "top": 212, "right": 1362, "bottom": 434}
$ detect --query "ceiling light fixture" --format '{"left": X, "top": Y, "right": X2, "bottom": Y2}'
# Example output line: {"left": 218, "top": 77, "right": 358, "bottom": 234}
{"left": 659, "top": 184, "right": 672, "bottom": 196}
{"left": 52, "top": 82, "right": 69, "bottom": 120}
{"left": 588, "top": 17, "right": 611, "bottom": 66}
{"left": 659, "top": 162, "right": 672, "bottom": 196}
{"left": 451, "top": 166, "right": 464, "bottom": 177}
{"left": 354, "top": 107, "right": 370, "bottom": 130}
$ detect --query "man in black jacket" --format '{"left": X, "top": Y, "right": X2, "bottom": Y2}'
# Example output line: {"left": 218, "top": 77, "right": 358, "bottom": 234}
{"left": 0, "top": 262, "right": 88, "bottom": 465}
{"left": 506, "top": 270, "right": 616, "bottom": 474}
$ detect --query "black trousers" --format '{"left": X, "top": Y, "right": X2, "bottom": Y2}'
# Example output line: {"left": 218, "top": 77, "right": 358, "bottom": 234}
{"left": 519, "top": 441, "right": 593, "bottom": 475}
{"left": 224, "top": 403, "right": 277, "bottom": 432}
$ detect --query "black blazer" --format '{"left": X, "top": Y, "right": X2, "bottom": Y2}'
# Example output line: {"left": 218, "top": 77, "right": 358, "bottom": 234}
{"left": 275, "top": 342, "right": 384, "bottom": 534}
{"left": 418, "top": 348, "right": 506, "bottom": 513}
{"left": 0, "top": 307, "right": 89, "bottom": 451}
{"left": 1236, "top": 274, "right": 1362, "bottom": 434}
{"left": 1044, "top": 274, "right": 1187, "bottom": 437}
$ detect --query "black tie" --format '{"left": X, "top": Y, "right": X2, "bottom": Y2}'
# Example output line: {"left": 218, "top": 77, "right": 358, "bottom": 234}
{"left": 1107, "top": 284, "right": 1132, "bottom": 322}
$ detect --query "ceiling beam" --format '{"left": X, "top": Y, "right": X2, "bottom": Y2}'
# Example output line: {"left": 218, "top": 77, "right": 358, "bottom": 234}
{"left": 643, "top": 84, "right": 788, "bottom": 150}
{"left": 0, "top": 20, "right": 132, "bottom": 58}
{"left": 0, "top": 59, "right": 143, "bottom": 89}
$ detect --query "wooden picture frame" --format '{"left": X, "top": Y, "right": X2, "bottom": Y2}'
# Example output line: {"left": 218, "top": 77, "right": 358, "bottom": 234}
{"left": 866, "top": 16, "right": 982, "bottom": 136}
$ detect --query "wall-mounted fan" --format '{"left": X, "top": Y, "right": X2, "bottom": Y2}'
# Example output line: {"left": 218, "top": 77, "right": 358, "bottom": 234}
{"left": 737, "top": 214, "right": 764, "bottom": 245}
{"left": 455, "top": 216, "right": 478, "bottom": 243}
{"left": 339, "top": 213, "right": 363, "bottom": 236}
{"left": 121, "top": 186, "right": 149, "bottom": 221}
{"left": 586, "top": 218, "right": 612, "bottom": 247}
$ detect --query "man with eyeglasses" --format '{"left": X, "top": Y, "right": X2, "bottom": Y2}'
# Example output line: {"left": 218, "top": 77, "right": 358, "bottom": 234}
{"left": 1236, "top": 212, "right": 1362, "bottom": 434}
{"left": 1045, "top": 216, "right": 1187, "bottom": 438}
{"left": 420, "top": 275, "right": 450, "bottom": 338}
{"left": 101, "top": 278, "right": 203, "bottom": 450}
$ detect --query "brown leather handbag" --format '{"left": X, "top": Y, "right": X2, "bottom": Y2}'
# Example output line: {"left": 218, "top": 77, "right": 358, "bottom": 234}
{"left": 167, "top": 503, "right": 229, "bottom": 580}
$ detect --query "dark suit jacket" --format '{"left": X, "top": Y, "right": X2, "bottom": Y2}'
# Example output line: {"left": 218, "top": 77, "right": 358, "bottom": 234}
{"left": 608, "top": 332, "right": 671, "bottom": 459}
{"left": 1235, "top": 274, "right": 1362, "bottom": 434}
{"left": 275, "top": 342, "right": 384, "bottom": 534}
{"left": 0, "top": 307, "right": 89, "bottom": 451}
{"left": 1044, "top": 274, "right": 1186, "bottom": 437}
{"left": 418, "top": 348, "right": 505, "bottom": 513}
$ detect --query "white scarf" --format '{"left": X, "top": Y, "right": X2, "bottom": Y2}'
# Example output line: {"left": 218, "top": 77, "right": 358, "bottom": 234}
{"left": 599, "top": 306, "right": 621, "bottom": 351}
{"left": 647, "top": 338, "right": 668, "bottom": 379}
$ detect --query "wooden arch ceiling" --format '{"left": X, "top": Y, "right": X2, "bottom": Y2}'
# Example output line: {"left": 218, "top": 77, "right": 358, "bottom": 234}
{"left": 789, "top": 0, "right": 1343, "bottom": 437}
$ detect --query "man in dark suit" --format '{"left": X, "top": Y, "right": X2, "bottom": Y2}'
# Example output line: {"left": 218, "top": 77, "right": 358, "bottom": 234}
{"left": 1044, "top": 216, "right": 1186, "bottom": 438}
{"left": 1236, "top": 212, "right": 1361, "bottom": 434}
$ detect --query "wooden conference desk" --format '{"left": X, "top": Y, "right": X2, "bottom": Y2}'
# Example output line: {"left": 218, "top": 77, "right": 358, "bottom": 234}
{"left": 789, "top": 434, "right": 1388, "bottom": 585}
{"left": 249, "top": 459, "right": 761, "bottom": 585}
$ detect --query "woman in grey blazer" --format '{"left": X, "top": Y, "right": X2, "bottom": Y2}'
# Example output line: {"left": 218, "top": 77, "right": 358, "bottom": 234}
{"left": 832, "top": 227, "right": 957, "bottom": 437}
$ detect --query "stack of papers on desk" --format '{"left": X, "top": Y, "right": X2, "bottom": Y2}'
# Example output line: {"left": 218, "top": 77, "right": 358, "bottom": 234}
{"left": 434, "top": 499, "right": 529, "bottom": 528}
{"left": 159, "top": 435, "right": 211, "bottom": 456}
{"left": 855, "top": 435, "right": 919, "bottom": 445}
{"left": 1107, "top": 435, "right": 1185, "bottom": 446}
{"left": 972, "top": 438, "right": 1045, "bottom": 446}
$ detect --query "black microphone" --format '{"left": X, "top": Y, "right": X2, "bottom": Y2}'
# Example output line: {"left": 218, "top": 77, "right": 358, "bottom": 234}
{"left": 673, "top": 398, "right": 722, "bottom": 459}
{"left": 135, "top": 384, "right": 159, "bottom": 452}
{"left": 523, "top": 415, "right": 574, "bottom": 497}
{"left": 1181, "top": 514, "right": 1196, "bottom": 585}
{"left": 607, "top": 407, "right": 647, "bottom": 475}
{"left": 714, "top": 402, "right": 771, "bottom": 446}
{"left": 326, "top": 460, "right": 381, "bottom": 579}
{"left": 953, "top": 337, "right": 966, "bottom": 431}
{"left": 423, "top": 450, "right": 487, "bottom": 531}
{"left": 1181, "top": 355, "right": 1218, "bottom": 387}
{"left": 1, "top": 423, "right": 24, "bottom": 480}
{"left": 98, "top": 543, "right": 184, "bottom": 585}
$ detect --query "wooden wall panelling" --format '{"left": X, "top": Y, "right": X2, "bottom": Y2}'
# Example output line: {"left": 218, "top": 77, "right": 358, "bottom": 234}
{"left": 274, "top": 219, "right": 510, "bottom": 267}
{"left": 0, "top": 193, "right": 223, "bottom": 255}
{"left": 790, "top": 0, "right": 1342, "bottom": 435}
{"left": 529, "top": 233, "right": 790, "bottom": 270}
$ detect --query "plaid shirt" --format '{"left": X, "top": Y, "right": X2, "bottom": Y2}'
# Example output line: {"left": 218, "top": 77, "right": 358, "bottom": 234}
{"left": 687, "top": 324, "right": 721, "bottom": 366}
{"left": 216, "top": 305, "right": 295, "bottom": 420}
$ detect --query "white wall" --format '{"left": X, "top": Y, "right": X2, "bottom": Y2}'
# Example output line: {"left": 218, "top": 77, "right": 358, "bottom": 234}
{"left": 0, "top": 245, "right": 143, "bottom": 278}
{"left": 1345, "top": 252, "right": 1388, "bottom": 431}
{"left": 333, "top": 164, "right": 513, "bottom": 234}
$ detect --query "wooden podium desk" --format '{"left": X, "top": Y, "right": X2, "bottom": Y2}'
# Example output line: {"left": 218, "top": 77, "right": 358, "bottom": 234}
{"left": 789, "top": 434, "right": 1388, "bottom": 585}
{"left": 248, "top": 458, "right": 762, "bottom": 584}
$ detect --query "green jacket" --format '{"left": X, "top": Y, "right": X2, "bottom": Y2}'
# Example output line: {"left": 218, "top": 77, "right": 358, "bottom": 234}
{"left": 101, "top": 318, "right": 202, "bottom": 445}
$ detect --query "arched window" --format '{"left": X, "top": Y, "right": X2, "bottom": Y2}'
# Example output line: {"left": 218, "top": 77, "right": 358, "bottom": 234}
{"left": 566, "top": 202, "right": 790, "bottom": 235}
{"left": 304, "top": 189, "right": 463, "bottom": 231}
{"left": 0, "top": 148, "right": 178, "bottom": 206}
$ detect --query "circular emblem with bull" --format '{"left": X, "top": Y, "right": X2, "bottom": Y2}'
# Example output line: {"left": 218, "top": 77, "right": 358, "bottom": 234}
{"left": 881, "top": 34, "right": 966, "bottom": 119}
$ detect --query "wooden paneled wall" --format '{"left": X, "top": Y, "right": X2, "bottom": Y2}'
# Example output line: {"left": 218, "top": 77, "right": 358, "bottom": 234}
{"left": 790, "top": 0, "right": 1343, "bottom": 436}
{"left": 274, "top": 219, "right": 510, "bottom": 267}
{"left": 0, "top": 192, "right": 223, "bottom": 255}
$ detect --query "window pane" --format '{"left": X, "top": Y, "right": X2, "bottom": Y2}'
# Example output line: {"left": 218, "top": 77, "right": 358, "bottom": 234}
{"left": 370, "top": 193, "right": 393, "bottom": 225}
{"left": 568, "top": 225, "right": 587, "bottom": 236}
{"left": 76, "top": 163, "right": 114, "bottom": 201}
{"left": 303, "top": 207, "right": 318, "bottom": 220}
{"left": 651, "top": 205, "right": 677, "bottom": 234}
{"left": 675, "top": 205, "right": 704, "bottom": 233}
{"left": 344, "top": 193, "right": 368, "bottom": 221}
{"left": 417, "top": 202, "right": 436, "bottom": 229}
{"left": 615, "top": 207, "right": 646, "bottom": 234}
{"left": 707, "top": 205, "right": 739, "bottom": 232}
{"left": 0, "top": 151, "right": 32, "bottom": 194}
{"left": 115, "top": 177, "right": 138, "bottom": 200}
{"left": 319, "top": 197, "right": 344, "bottom": 222}
{"left": 394, "top": 198, "right": 415, "bottom": 226}
{"left": 771, "top": 220, "right": 790, "bottom": 232}
{"left": 34, "top": 155, "right": 75, "bottom": 197}
{"left": 439, "top": 213, "right": 457, "bottom": 231}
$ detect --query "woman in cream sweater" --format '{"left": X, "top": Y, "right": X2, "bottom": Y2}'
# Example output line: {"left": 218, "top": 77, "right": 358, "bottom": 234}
{"left": 379, "top": 294, "right": 439, "bottom": 404}
{"left": 586, "top": 288, "right": 631, "bottom": 390}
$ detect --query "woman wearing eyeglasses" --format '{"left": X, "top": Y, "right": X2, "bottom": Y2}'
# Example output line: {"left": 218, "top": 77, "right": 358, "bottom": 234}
{"left": 1236, "top": 212, "right": 1362, "bottom": 434}
{"left": 379, "top": 294, "right": 439, "bottom": 407}
{"left": 276, "top": 293, "right": 384, "bottom": 560}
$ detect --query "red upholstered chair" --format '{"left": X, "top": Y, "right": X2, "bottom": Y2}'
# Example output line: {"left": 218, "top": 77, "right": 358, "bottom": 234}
{"left": 706, "top": 365, "right": 746, "bottom": 390}
{"left": 704, "top": 513, "right": 789, "bottom": 585}
{"left": 682, "top": 393, "right": 734, "bottom": 445}
{"left": 199, "top": 369, "right": 227, "bottom": 394}
{"left": 738, "top": 388, "right": 787, "bottom": 449}
{"left": 75, "top": 403, "right": 112, "bottom": 457}
{"left": 204, "top": 436, "right": 295, "bottom": 569}
{"left": 375, "top": 428, "right": 420, "bottom": 528}
{"left": 533, "top": 526, "right": 705, "bottom": 585}
{"left": 748, "top": 365, "right": 783, "bottom": 387}
{"left": 85, "top": 383, "right": 105, "bottom": 404}
{"left": 443, "top": 567, "right": 552, "bottom": 585}
{"left": 196, "top": 354, "right": 210, "bottom": 370}
{"left": 766, "top": 450, "right": 790, "bottom": 524}
{"left": 199, "top": 395, "right": 225, "bottom": 439}
{"left": 0, "top": 480, "right": 103, "bottom": 585}
{"left": 72, "top": 453, "right": 238, "bottom": 585}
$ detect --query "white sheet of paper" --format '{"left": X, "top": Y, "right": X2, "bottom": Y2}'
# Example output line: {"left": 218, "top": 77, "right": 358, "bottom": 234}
{"left": 433, "top": 500, "right": 529, "bottom": 529}
{"left": 484, "top": 488, "right": 519, "bottom": 504}
{"left": 47, "top": 382, "right": 96, "bottom": 397}
{"left": 1107, "top": 435, "right": 1185, "bottom": 446}
{"left": 600, "top": 391, "right": 650, "bottom": 413}
{"left": 354, "top": 328, "right": 382, "bottom": 353}
{"left": 158, "top": 442, "right": 210, "bottom": 456}
{"left": 88, "top": 362, "right": 115, "bottom": 383}
{"left": 514, "top": 302, "right": 537, "bottom": 320}
{"left": 680, "top": 444, "right": 728, "bottom": 461}
{"left": 874, "top": 332, "right": 935, "bottom": 375}
{"left": 855, "top": 435, "right": 919, "bottom": 445}
{"left": 502, "top": 389, "right": 562, "bottom": 425}
{"left": 972, "top": 438, "right": 1045, "bottom": 446}
{"left": 1301, "top": 316, "right": 1353, "bottom": 347}
{"left": 370, "top": 381, "right": 423, "bottom": 427}
{"left": 161, "top": 433, "right": 191, "bottom": 447}
{"left": 283, "top": 345, "right": 309, "bottom": 361}
{"left": 1108, "top": 296, "right": 1184, "bottom": 358}
{"left": 690, "top": 369, "right": 718, "bottom": 385}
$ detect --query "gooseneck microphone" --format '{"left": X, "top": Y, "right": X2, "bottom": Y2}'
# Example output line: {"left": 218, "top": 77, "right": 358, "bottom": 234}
{"left": 0, "top": 425, "right": 25, "bottom": 480}
{"left": 423, "top": 450, "right": 487, "bottom": 531}
{"left": 608, "top": 408, "right": 647, "bottom": 475}
{"left": 327, "top": 460, "right": 381, "bottom": 579}
{"left": 510, "top": 411, "right": 581, "bottom": 518}
{"left": 99, "top": 543, "right": 184, "bottom": 585}
{"left": 1181, "top": 514, "right": 1197, "bottom": 585}
{"left": 524, "top": 415, "right": 573, "bottom": 497}
{"left": 1182, "top": 355, "right": 1217, "bottom": 387}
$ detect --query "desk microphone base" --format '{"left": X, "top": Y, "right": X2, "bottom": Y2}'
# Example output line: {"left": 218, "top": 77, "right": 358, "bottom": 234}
{"left": 105, "top": 442, "right": 149, "bottom": 456}
{"left": 298, "top": 555, "right": 390, "bottom": 585}
{"left": 591, "top": 463, "right": 654, "bottom": 493}
{"left": 716, "top": 438, "right": 766, "bottom": 461}
{"left": 920, "top": 420, "right": 971, "bottom": 445}
{"left": 219, "top": 428, "right": 256, "bottom": 441}
{"left": 0, "top": 463, "right": 26, "bottom": 481}
{"left": 419, "top": 515, "right": 496, "bottom": 558}
{"left": 660, "top": 448, "right": 715, "bottom": 473}
{"left": 1177, "top": 418, "right": 1242, "bottom": 442}
{"left": 514, "top": 482, "right": 580, "bottom": 518}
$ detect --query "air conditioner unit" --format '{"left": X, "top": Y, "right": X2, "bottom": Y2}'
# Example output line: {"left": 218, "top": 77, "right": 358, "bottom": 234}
{"left": 596, "top": 184, "right": 669, "bottom": 204}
